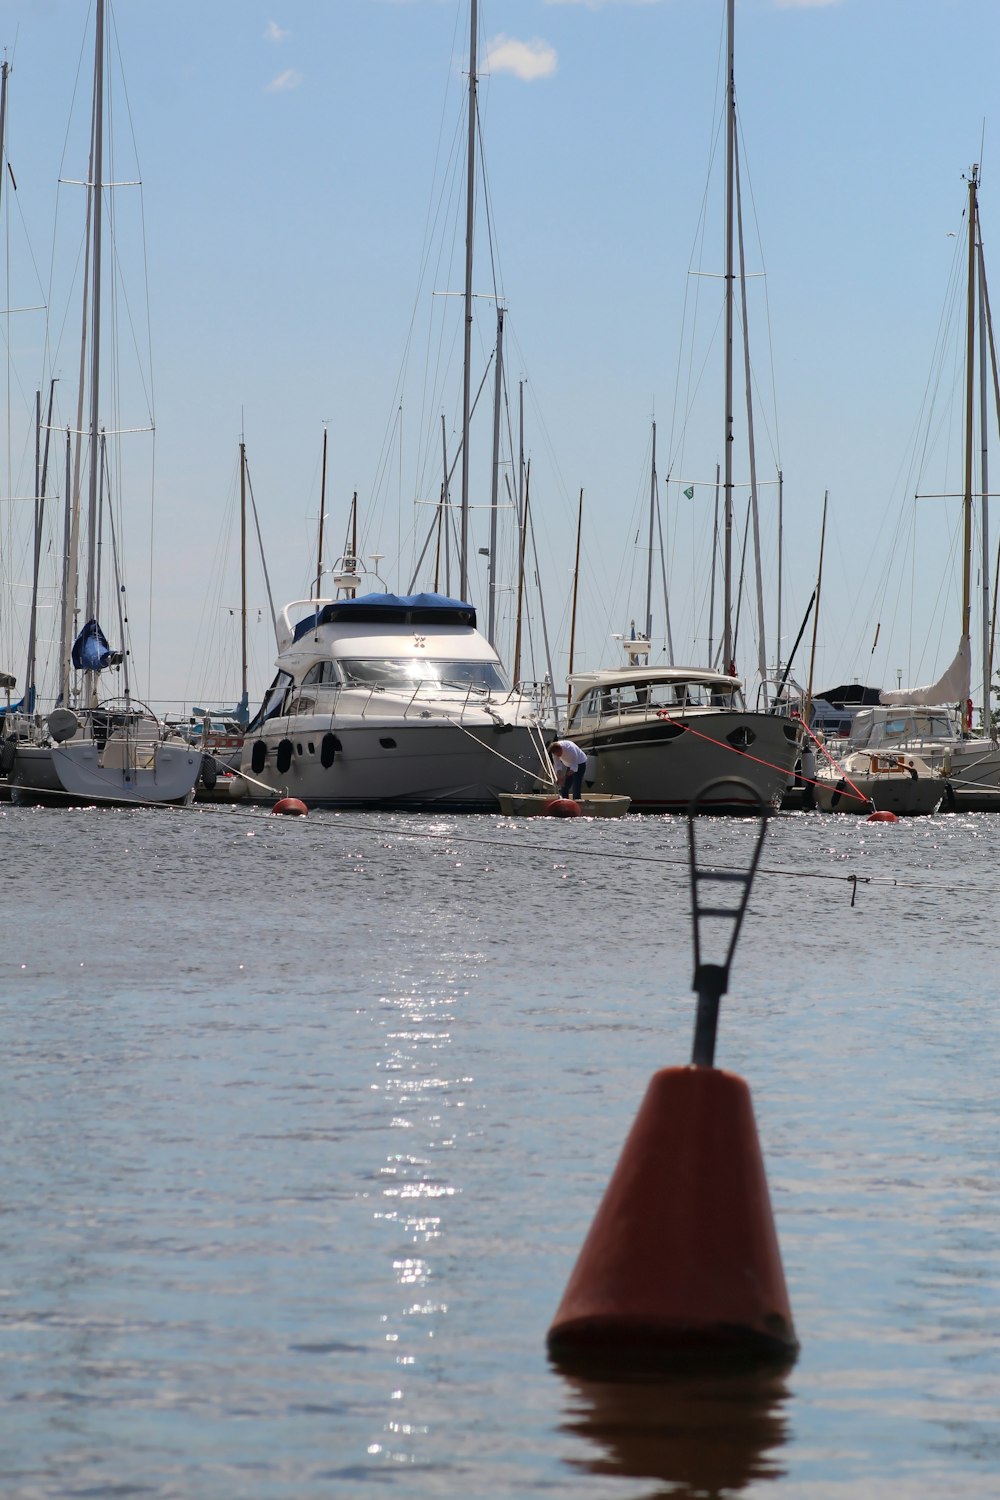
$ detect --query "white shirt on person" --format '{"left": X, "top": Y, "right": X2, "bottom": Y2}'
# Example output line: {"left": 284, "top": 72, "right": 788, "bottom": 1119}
{"left": 551, "top": 740, "right": 587, "bottom": 771}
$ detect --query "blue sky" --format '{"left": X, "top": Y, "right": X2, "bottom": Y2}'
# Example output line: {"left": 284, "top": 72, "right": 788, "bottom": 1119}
{"left": 1, "top": 0, "right": 999, "bottom": 716}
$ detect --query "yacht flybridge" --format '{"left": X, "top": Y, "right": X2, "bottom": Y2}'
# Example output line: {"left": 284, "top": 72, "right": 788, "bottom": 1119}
{"left": 238, "top": 593, "right": 549, "bottom": 810}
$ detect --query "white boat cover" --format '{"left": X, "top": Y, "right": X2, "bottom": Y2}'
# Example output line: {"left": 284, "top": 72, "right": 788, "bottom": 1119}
{"left": 879, "top": 635, "right": 971, "bottom": 706}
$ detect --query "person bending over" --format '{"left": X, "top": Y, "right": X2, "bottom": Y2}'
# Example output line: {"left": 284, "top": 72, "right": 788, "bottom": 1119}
{"left": 549, "top": 739, "right": 587, "bottom": 800}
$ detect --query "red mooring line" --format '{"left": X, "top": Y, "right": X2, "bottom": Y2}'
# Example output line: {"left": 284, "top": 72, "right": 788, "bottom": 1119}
{"left": 656, "top": 710, "right": 870, "bottom": 806}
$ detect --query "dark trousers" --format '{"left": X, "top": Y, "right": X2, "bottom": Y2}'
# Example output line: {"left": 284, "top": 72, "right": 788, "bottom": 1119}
{"left": 562, "top": 764, "right": 586, "bottom": 799}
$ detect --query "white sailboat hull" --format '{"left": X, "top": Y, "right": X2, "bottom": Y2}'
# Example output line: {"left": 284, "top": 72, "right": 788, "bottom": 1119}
{"left": 813, "top": 752, "right": 944, "bottom": 816}
{"left": 11, "top": 738, "right": 201, "bottom": 808}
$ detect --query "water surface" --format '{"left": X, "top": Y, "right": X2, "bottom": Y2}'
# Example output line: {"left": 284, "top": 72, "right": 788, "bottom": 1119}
{"left": 2, "top": 803, "right": 999, "bottom": 1497}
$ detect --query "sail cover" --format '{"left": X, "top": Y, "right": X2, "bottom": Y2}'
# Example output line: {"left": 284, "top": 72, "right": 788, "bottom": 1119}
{"left": 71, "top": 619, "right": 116, "bottom": 672}
{"left": 879, "top": 635, "right": 971, "bottom": 706}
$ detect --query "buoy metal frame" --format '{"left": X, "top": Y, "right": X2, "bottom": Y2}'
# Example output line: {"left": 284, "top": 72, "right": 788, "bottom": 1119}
{"left": 687, "top": 777, "right": 769, "bottom": 1068}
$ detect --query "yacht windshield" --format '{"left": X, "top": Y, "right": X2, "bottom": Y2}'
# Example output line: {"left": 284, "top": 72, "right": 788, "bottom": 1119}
{"left": 340, "top": 658, "right": 510, "bottom": 694}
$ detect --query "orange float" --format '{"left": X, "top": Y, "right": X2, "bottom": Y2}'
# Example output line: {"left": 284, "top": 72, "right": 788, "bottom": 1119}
{"left": 544, "top": 796, "right": 582, "bottom": 818}
{"left": 866, "top": 808, "right": 899, "bottom": 823}
{"left": 272, "top": 797, "right": 309, "bottom": 817}
{"left": 547, "top": 1065, "right": 797, "bottom": 1371}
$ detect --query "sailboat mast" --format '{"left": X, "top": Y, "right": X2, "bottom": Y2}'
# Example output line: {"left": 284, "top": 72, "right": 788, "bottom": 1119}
{"left": 487, "top": 305, "right": 504, "bottom": 645}
{"left": 460, "top": 0, "right": 478, "bottom": 603}
{"left": 644, "top": 421, "right": 656, "bottom": 641}
{"left": 240, "top": 440, "right": 248, "bottom": 714}
{"left": 315, "top": 425, "right": 327, "bottom": 601}
{"left": 82, "top": 0, "right": 105, "bottom": 706}
{"left": 963, "top": 166, "right": 977, "bottom": 648}
{"left": 722, "top": 0, "right": 735, "bottom": 674}
{"left": 977, "top": 207, "right": 990, "bottom": 725}
{"left": 569, "top": 487, "right": 583, "bottom": 683}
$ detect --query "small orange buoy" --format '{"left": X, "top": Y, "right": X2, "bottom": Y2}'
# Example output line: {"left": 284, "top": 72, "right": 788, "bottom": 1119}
{"left": 867, "top": 808, "right": 898, "bottom": 823}
{"left": 548, "top": 1066, "right": 797, "bottom": 1371}
{"left": 544, "top": 796, "right": 582, "bottom": 818}
{"left": 272, "top": 796, "right": 309, "bottom": 817}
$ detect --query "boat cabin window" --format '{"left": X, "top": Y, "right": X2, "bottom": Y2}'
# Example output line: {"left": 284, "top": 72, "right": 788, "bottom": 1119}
{"left": 879, "top": 713, "right": 957, "bottom": 742}
{"left": 577, "top": 679, "right": 743, "bottom": 717}
{"left": 301, "top": 661, "right": 341, "bottom": 687}
{"left": 260, "top": 671, "right": 293, "bottom": 721}
{"left": 340, "top": 658, "right": 510, "bottom": 694}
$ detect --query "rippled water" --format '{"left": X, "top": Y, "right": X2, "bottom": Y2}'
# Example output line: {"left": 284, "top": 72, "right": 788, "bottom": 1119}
{"left": 2, "top": 802, "right": 999, "bottom": 1498}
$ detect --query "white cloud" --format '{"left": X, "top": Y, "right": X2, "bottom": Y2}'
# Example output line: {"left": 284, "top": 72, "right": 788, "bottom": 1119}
{"left": 484, "top": 34, "right": 557, "bottom": 82}
{"left": 264, "top": 20, "right": 290, "bottom": 42}
{"left": 265, "top": 69, "right": 303, "bottom": 93}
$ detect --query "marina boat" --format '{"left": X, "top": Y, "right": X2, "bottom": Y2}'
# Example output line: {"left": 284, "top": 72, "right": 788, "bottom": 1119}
{"left": 237, "top": 592, "right": 549, "bottom": 810}
{"left": 843, "top": 702, "right": 1000, "bottom": 811}
{"left": 9, "top": 0, "right": 201, "bottom": 809}
{"left": 813, "top": 745, "right": 944, "bottom": 816}
{"left": 497, "top": 791, "right": 631, "bottom": 818}
{"left": 563, "top": 650, "right": 800, "bottom": 813}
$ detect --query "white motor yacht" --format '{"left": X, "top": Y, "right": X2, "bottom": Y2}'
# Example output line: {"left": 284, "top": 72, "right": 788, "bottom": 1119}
{"left": 238, "top": 593, "right": 549, "bottom": 810}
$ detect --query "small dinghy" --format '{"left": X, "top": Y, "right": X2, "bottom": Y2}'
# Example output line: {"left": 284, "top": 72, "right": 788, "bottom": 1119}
{"left": 813, "top": 750, "right": 944, "bottom": 816}
{"left": 497, "top": 792, "right": 631, "bottom": 818}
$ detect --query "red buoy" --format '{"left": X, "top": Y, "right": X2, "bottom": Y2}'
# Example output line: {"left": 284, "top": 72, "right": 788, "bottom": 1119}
{"left": 867, "top": 809, "right": 899, "bottom": 823}
{"left": 544, "top": 796, "right": 582, "bottom": 818}
{"left": 272, "top": 796, "right": 309, "bottom": 817}
{"left": 548, "top": 1066, "right": 797, "bottom": 1371}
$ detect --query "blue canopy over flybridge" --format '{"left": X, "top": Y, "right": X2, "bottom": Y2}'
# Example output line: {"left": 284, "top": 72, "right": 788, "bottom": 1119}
{"left": 292, "top": 593, "right": 476, "bottom": 643}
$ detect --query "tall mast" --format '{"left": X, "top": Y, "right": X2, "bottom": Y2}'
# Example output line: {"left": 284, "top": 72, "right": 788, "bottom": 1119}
{"left": 315, "top": 425, "right": 327, "bottom": 601}
{"left": 83, "top": 0, "right": 105, "bottom": 707}
{"left": 569, "top": 488, "right": 583, "bottom": 684}
{"left": 963, "top": 165, "right": 977, "bottom": 649}
{"left": 722, "top": 0, "right": 735, "bottom": 674}
{"left": 459, "top": 0, "right": 478, "bottom": 603}
{"left": 644, "top": 421, "right": 656, "bottom": 641}
{"left": 977, "top": 201, "right": 990, "bottom": 725}
{"left": 487, "top": 305, "right": 504, "bottom": 645}
{"left": 239, "top": 439, "right": 248, "bottom": 719}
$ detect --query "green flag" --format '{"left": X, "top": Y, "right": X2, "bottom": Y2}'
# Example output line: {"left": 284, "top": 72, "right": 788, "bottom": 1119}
{"left": 683, "top": 485, "right": 694, "bottom": 499}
